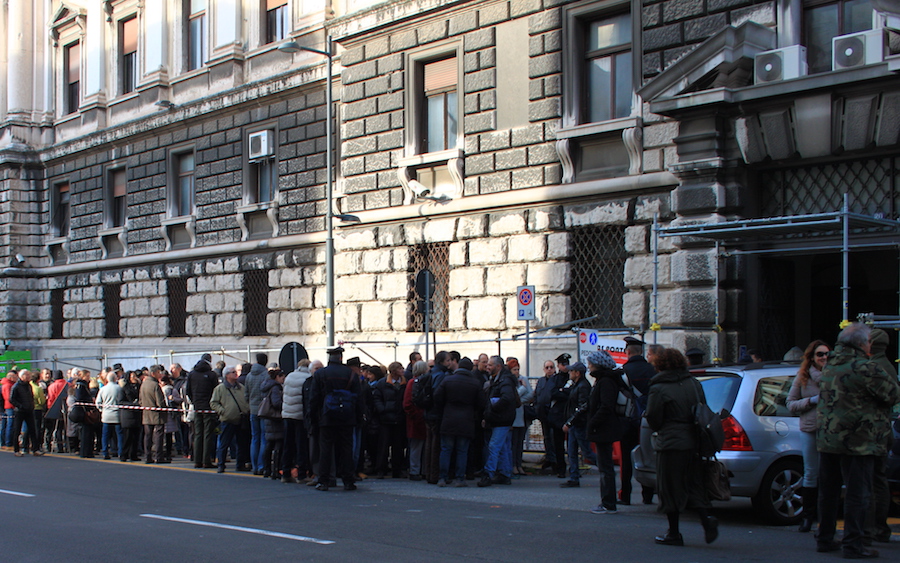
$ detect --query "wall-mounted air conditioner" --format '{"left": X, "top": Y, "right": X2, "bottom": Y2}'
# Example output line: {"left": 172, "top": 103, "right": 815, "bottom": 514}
{"left": 754, "top": 45, "right": 808, "bottom": 84}
{"left": 248, "top": 130, "right": 274, "bottom": 160}
{"left": 832, "top": 29, "right": 885, "bottom": 70}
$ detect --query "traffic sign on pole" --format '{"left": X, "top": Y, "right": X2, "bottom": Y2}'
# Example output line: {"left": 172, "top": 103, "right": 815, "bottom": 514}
{"left": 517, "top": 285, "right": 535, "bottom": 321}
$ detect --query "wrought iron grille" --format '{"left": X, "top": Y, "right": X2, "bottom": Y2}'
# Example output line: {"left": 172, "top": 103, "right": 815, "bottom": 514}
{"left": 243, "top": 270, "right": 270, "bottom": 336}
{"left": 167, "top": 277, "right": 189, "bottom": 337}
{"left": 104, "top": 283, "right": 122, "bottom": 338}
{"left": 50, "top": 288, "right": 65, "bottom": 339}
{"left": 759, "top": 156, "right": 900, "bottom": 218}
{"left": 407, "top": 242, "right": 450, "bottom": 332}
{"left": 569, "top": 225, "right": 627, "bottom": 329}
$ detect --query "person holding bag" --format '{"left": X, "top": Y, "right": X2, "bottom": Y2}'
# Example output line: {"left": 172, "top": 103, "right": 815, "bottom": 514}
{"left": 645, "top": 348, "right": 718, "bottom": 547}
{"left": 259, "top": 367, "right": 286, "bottom": 479}
{"left": 210, "top": 366, "right": 249, "bottom": 473}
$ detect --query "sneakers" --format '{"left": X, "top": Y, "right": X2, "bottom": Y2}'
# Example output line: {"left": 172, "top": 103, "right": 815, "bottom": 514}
{"left": 560, "top": 480, "right": 580, "bottom": 488}
{"left": 343, "top": 483, "right": 358, "bottom": 491}
{"left": 282, "top": 475, "right": 297, "bottom": 484}
{"left": 437, "top": 479, "right": 449, "bottom": 487}
{"left": 492, "top": 474, "right": 512, "bottom": 485}
{"left": 14, "top": 451, "right": 24, "bottom": 457}
{"left": 477, "top": 476, "right": 493, "bottom": 488}
{"left": 32, "top": 451, "right": 44, "bottom": 457}
{"left": 315, "top": 483, "right": 329, "bottom": 491}
{"left": 590, "top": 505, "right": 617, "bottom": 515}
{"left": 454, "top": 479, "right": 468, "bottom": 487}
{"left": 654, "top": 533, "right": 684, "bottom": 546}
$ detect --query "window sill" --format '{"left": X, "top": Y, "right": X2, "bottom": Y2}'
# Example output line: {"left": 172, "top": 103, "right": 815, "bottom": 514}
{"left": 556, "top": 116, "right": 641, "bottom": 140}
{"left": 398, "top": 148, "right": 464, "bottom": 168}
{"left": 555, "top": 117, "right": 643, "bottom": 182}
{"left": 107, "top": 91, "right": 141, "bottom": 109}
{"left": 98, "top": 226, "right": 127, "bottom": 260}
{"left": 171, "top": 66, "right": 210, "bottom": 85}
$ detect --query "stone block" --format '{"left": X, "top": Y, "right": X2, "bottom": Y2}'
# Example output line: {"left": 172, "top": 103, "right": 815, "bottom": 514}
{"left": 391, "top": 301, "right": 410, "bottom": 331}
{"left": 625, "top": 225, "right": 648, "bottom": 253}
{"left": 336, "top": 303, "right": 361, "bottom": 332}
{"left": 625, "top": 254, "right": 671, "bottom": 289}
{"left": 291, "top": 287, "right": 315, "bottom": 309}
{"left": 268, "top": 288, "right": 290, "bottom": 310}
{"left": 216, "top": 274, "right": 241, "bottom": 292}
{"left": 486, "top": 264, "right": 526, "bottom": 295}
{"left": 508, "top": 234, "right": 546, "bottom": 262}
{"left": 362, "top": 248, "right": 393, "bottom": 273}
{"left": 644, "top": 121, "right": 678, "bottom": 147}
{"left": 404, "top": 222, "right": 425, "bottom": 244}
{"left": 542, "top": 294, "right": 570, "bottom": 328}
{"left": 216, "top": 313, "right": 245, "bottom": 336}
{"left": 377, "top": 272, "right": 408, "bottom": 300}
{"left": 335, "top": 274, "right": 376, "bottom": 302}
{"left": 378, "top": 224, "right": 404, "bottom": 247}
{"left": 527, "top": 262, "right": 570, "bottom": 293}
{"left": 336, "top": 229, "right": 377, "bottom": 250}
{"left": 670, "top": 249, "right": 717, "bottom": 285}
{"left": 280, "top": 268, "right": 303, "bottom": 288}
{"left": 299, "top": 309, "right": 325, "bottom": 335}
{"left": 423, "top": 218, "right": 457, "bottom": 243}
{"left": 186, "top": 294, "right": 205, "bottom": 313}
{"left": 196, "top": 276, "right": 215, "bottom": 293}
{"left": 657, "top": 288, "right": 718, "bottom": 325}
{"left": 334, "top": 251, "right": 362, "bottom": 277}
{"left": 133, "top": 298, "right": 150, "bottom": 317}
{"left": 280, "top": 311, "right": 301, "bottom": 334}
{"left": 634, "top": 194, "right": 673, "bottom": 222}
{"left": 456, "top": 215, "right": 487, "bottom": 239}
{"left": 449, "top": 242, "right": 467, "bottom": 267}
{"left": 449, "top": 267, "right": 486, "bottom": 297}
{"left": 205, "top": 292, "right": 225, "bottom": 313}
{"left": 468, "top": 238, "right": 508, "bottom": 265}
{"left": 361, "top": 302, "right": 391, "bottom": 331}
{"left": 489, "top": 211, "right": 527, "bottom": 236}
{"left": 207, "top": 259, "right": 225, "bottom": 274}
{"left": 565, "top": 201, "right": 629, "bottom": 227}
{"left": 223, "top": 292, "right": 243, "bottom": 312}
{"left": 622, "top": 291, "right": 648, "bottom": 327}
{"left": 449, "top": 299, "right": 466, "bottom": 330}
{"left": 467, "top": 297, "right": 506, "bottom": 331}
{"left": 547, "top": 232, "right": 569, "bottom": 259}
{"left": 392, "top": 247, "right": 410, "bottom": 270}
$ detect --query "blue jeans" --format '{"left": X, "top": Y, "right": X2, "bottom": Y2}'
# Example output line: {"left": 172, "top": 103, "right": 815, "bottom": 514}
{"left": 567, "top": 425, "right": 596, "bottom": 481}
{"left": 250, "top": 414, "right": 267, "bottom": 471}
{"left": 1, "top": 408, "right": 13, "bottom": 446}
{"left": 484, "top": 426, "right": 512, "bottom": 479}
{"left": 217, "top": 421, "right": 240, "bottom": 469}
{"left": 102, "top": 423, "right": 123, "bottom": 458}
{"left": 440, "top": 434, "right": 471, "bottom": 481}
{"left": 800, "top": 430, "right": 819, "bottom": 487}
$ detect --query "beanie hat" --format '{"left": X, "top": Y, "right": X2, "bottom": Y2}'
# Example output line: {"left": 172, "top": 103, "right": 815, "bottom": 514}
{"left": 587, "top": 350, "right": 616, "bottom": 371}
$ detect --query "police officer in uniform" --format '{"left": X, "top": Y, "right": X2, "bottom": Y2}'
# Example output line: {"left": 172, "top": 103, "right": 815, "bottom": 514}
{"left": 309, "top": 347, "right": 363, "bottom": 491}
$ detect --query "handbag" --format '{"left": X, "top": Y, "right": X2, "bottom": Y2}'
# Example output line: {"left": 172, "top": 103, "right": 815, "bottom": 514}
{"left": 703, "top": 457, "right": 732, "bottom": 501}
{"left": 84, "top": 407, "right": 101, "bottom": 426}
{"left": 689, "top": 378, "right": 724, "bottom": 457}
{"left": 258, "top": 389, "right": 281, "bottom": 420}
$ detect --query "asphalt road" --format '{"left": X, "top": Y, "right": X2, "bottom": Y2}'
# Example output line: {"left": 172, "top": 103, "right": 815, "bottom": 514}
{"left": 0, "top": 451, "right": 896, "bottom": 562}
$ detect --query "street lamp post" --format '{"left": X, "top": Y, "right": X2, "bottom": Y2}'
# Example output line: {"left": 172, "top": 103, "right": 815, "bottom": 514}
{"left": 279, "top": 35, "right": 337, "bottom": 347}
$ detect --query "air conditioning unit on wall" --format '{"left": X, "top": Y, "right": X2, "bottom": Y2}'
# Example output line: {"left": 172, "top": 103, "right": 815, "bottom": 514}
{"left": 832, "top": 29, "right": 885, "bottom": 70}
{"left": 248, "top": 130, "right": 274, "bottom": 160}
{"left": 754, "top": 45, "right": 808, "bottom": 84}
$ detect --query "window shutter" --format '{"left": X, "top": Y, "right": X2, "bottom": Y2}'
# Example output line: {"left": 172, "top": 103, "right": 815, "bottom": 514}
{"left": 67, "top": 42, "right": 80, "bottom": 83}
{"left": 267, "top": 0, "right": 287, "bottom": 9}
{"left": 424, "top": 57, "right": 456, "bottom": 92}
{"left": 122, "top": 18, "right": 137, "bottom": 54}
{"left": 113, "top": 170, "right": 127, "bottom": 197}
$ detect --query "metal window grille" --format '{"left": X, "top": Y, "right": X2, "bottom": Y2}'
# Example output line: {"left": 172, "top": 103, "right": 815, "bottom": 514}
{"left": 757, "top": 258, "right": 796, "bottom": 363}
{"left": 407, "top": 242, "right": 450, "bottom": 332}
{"left": 244, "top": 270, "right": 270, "bottom": 336}
{"left": 759, "top": 156, "right": 900, "bottom": 218}
{"left": 104, "top": 283, "right": 122, "bottom": 338}
{"left": 569, "top": 225, "right": 627, "bottom": 329}
{"left": 168, "top": 277, "right": 189, "bottom": 337}
{"left": 51, "top": 288, "right": 65, "bottom": 339}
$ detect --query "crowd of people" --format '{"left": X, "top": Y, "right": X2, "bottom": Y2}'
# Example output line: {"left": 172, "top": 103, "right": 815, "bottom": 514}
{"left": 2, "top": 328, "right": 898, "bottom": 554}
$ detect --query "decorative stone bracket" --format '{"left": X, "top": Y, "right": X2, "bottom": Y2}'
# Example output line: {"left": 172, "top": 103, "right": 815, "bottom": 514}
{"left": 555, "top": 117, "right": 643, "bottom": 183}
{"left": 236, "top": 201, "right": 279, "bottom": 241}
{"left": 397, "top": 149, "right": 465, "bottom": 205}
{"left": 97, "top": 225, "right": 127, "bottom": 259}
{"left": 44, "top": 236, "right": 70, "bottom": 266}
{"left": 160, "top": 215, "right": 197, "bottom": 251}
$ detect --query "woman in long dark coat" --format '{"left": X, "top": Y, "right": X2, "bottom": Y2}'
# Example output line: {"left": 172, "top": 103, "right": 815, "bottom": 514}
{"left": 645, "top": 348, "right": 718, "bottom": 546}
{"left": 585, "top": 350, "right": 623, "bottom": 514}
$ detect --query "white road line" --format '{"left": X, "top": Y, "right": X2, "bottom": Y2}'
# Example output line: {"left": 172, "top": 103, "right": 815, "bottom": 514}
{"left": 139, "top": 514, "right": 334, "bottom": 545}
{"left": 0, "top": 488, "right": 35, "bottom": 497}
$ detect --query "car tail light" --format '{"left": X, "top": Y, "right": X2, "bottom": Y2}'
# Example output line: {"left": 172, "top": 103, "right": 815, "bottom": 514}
{"left": 722, "top": 414, "right": 753, "bottom": 451}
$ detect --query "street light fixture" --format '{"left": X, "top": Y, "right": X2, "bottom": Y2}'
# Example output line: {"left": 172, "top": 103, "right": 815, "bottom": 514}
{"left": 278, "top": 36, "right": 338, "bottom": 347}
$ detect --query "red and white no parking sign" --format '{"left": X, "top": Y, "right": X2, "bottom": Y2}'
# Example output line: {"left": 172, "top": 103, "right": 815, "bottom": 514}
{"left": 517, "top": 285, "right": 535, "bottom": 321}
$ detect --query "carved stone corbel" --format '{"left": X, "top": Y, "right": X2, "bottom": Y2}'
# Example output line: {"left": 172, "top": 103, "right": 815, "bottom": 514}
{"left": 555, "top": 138, "right": 574, "bottom": 184}
{"left": 622, "top": 126, "right": 643, "bottom": 176}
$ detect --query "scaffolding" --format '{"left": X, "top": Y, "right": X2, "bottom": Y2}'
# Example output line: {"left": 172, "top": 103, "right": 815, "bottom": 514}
{"left": 652, "top": 194, "right": 900, "bottom": 361}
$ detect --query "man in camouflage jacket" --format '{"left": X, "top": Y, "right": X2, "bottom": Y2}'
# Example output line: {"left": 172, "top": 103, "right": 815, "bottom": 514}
{"left": 815, "top": 323, "right": 900, "bottom": 558}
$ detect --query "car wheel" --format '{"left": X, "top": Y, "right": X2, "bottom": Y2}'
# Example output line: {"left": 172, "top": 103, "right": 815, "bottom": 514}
{"left": 751, "top": 458, "right": 804, "bottom": 526}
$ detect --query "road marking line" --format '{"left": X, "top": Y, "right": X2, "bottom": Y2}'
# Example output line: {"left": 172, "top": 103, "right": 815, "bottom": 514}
{"left": 0, "top": 488, "right": 35, "bottom": 497}
{"left": 140, "top": 514, "right": 334, "bottom": 545}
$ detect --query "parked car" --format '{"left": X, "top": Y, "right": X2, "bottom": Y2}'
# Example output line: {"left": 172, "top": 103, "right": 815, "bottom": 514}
{"left": 633, "top": 364, "right": 806, "bottom": 525}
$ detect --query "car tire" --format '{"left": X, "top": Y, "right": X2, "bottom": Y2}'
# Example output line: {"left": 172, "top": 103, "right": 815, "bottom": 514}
{"left": 751, "top": 458, "right": 804, "bottom": 526}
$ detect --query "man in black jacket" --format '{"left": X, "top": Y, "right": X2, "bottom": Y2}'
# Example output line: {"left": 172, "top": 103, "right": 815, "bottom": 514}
{"left": 186, "top": 353, "right": 219, "bottom": 468}
{"left": 621, "top": 336, "right": 657, "bottom": 504}
{"left": 560, "top": 362, "right": 595, "bottom": 487}
{"left": 546, "top": 353, "right": 573, "bottom": 478}
{"left": 309, "top": 347, "right": 362, "bottom": 491}
{"left": 434, "top": 357, "right": 486, "bottom": 486}
{"left": 478, "top": 356, "right": 517, "bottom": 487}
{"left": 10, "top": 370, "right": 42, "bottom": 457}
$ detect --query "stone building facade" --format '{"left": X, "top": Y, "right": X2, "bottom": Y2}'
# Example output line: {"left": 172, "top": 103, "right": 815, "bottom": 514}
{"left": 2, "top": 0, "right": 899, "bottom": 370}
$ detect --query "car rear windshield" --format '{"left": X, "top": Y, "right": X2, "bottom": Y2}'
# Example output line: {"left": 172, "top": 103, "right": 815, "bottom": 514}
{"left": 752, "top": 375, "right": 798, "bottom": 417}
{"left": 696, "top": 374, "right": 740, "bottom": 414}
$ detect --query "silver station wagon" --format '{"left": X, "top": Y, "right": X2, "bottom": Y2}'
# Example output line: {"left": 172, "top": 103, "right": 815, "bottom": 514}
{"left": 632, "top": 364, "right": 806, "bottom": 525}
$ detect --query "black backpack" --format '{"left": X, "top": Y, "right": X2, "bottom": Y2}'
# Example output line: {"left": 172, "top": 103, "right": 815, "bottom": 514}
{"left": 412, "top": 373, "right": 433, "bottom": 410}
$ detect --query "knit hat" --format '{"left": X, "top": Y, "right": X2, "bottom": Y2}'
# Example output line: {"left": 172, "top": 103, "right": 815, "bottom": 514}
{"left": 458, "top": 357, "right": 474, "bottom": 371}
{"left": 587, "top": 350, "right": 616, "bottom": 370}
{"left": 200, "top": 353, "right": 212, "bottom": 363}
{"left": 869, "top": 328, "right": 890, "bottom": 354}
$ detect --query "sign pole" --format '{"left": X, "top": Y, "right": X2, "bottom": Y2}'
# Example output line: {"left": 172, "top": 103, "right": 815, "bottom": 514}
{"left": 525, "top": 319, "right": 530, "bottom": 386}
